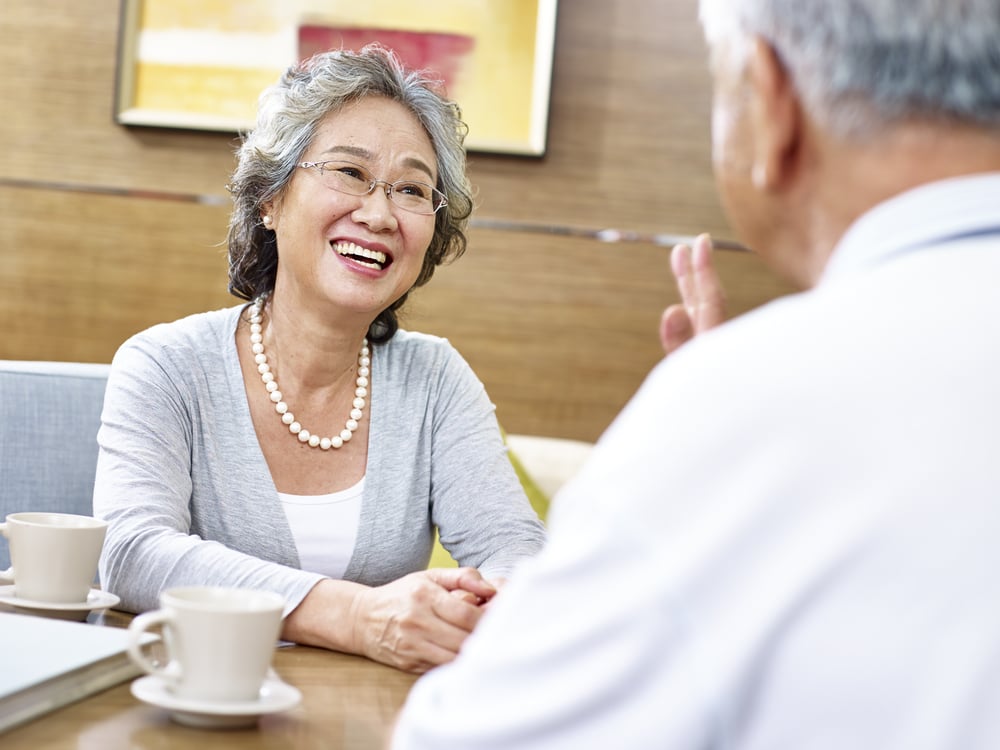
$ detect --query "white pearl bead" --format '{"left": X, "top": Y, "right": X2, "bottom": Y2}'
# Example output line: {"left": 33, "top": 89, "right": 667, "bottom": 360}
{"left": 360, "top": 357, "right": 371, "bottom": 367}
{"left": 359, "top": 367, "right": 370, "bottom": 377}
{"left": 297, "top": 429, "right": 310, "bottom": 442}
{"left": 265, "top": 381, "right": 278, "bottom": 392}
{"left": 331, "top": 436, "right": 344, "bottom": 448}
{"left": 355, "top": 387, "right": 367, "bottom": 397}
{"left": 319, "top": 437, "right": 332, "bottom": 450}
{"left": 262, "top": 371, "right": 274, "bottom": 383}
{"left": 289, "top": 422, "right": 301, "bottom": 434}
{"left": 346, "top": 419, "right": 358, "bottom": 431}
{"left": 269, "top": 391, "right": 282, "bottom": 403}
{"left": 251, "top": 332, "right": 263, "bottom": 344}
{"left": 257, "top": 363, "right": 270, "bottom": 374}
{"left": 350, "top": 408, "right": 363, "bottom": 420}
{"left": 254, "top": 353, "right": 267, "bottom": 365}
{"left": 250, "top": 323, "right": 262, "bottom": 334}
{"left": 275, "top": 402, "right": 288, "bottom": 414}
{"left": 281, "top": 412, "right": 294, "bottom": 424}
{"left": 308, "top": 434, "right": 320, "bottom": 447}
{"left": 353, "top": 397, "right": 365, "bottom": 409}
{"left": 357, "top": 377, "right": 369, "bottom": 387}
{"left": 252, "top": 343, "right": 264, "bottom": 355}
{"left": 340, "top": 429, "right": 352, "bottom": 441}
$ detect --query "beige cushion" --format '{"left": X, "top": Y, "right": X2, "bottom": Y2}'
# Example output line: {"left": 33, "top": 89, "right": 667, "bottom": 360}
{"left": 504, "top": 434, "right": 594, "bottom": 500}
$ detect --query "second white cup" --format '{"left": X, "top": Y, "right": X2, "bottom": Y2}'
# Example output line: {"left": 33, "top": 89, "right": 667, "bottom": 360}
{"left": 127, "top": 586, "right": 285, "bottom": 703}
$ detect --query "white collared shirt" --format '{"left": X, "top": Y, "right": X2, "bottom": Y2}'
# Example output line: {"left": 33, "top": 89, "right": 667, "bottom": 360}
{"left": 392, "top": 174, "right": 1000, "bottom": 749}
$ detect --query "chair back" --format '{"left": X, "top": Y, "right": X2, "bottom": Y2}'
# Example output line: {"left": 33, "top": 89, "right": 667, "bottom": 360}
{"left": 0, "top": 361, "right": 110, "bottom": 569}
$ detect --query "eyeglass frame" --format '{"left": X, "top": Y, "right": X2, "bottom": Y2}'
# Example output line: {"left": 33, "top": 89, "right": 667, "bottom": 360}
{"left": 297, "top": 160, "right": 449, "bottom": 215}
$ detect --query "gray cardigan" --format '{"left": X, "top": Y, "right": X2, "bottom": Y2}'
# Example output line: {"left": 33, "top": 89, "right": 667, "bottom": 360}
{"left": 94, "top": 305, "right": 546, "bottom": 615}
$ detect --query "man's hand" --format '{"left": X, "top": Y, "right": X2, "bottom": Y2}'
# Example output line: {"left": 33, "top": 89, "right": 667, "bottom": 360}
{"left": 659, "top": 233, "right": 727, "bottom": 355}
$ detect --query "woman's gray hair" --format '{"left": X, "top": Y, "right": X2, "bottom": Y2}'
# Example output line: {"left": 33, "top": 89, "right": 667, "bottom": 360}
{"left": 699, "top": 0, "right": 1000, "bottom": 140}
{"left": 227, "top": 44, "right": 474, "bottom": 343}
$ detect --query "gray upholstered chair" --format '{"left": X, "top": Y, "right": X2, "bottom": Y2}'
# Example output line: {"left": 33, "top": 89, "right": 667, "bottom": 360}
{"left": 0, "top": 360, "right": 110, "bottom": 569}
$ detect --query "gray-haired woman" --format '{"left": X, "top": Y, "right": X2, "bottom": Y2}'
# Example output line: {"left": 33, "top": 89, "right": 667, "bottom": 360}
{"left": 94, "top": 45, "right": 546, "bottom": 674}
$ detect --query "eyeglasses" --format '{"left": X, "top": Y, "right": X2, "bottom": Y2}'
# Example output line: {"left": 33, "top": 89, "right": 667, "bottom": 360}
{"left": 298, "top": 160, "right": 448, "bottom": 215}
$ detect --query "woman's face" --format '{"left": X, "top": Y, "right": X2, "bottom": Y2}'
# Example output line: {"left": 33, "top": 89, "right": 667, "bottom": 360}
{"left": 266, "top": 96, "right": 439, "bottom": 323}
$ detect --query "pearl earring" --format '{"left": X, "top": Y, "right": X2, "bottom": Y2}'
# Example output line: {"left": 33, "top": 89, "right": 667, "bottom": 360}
{"left": 263, "top": 215, "right": 273, "bottom": 227}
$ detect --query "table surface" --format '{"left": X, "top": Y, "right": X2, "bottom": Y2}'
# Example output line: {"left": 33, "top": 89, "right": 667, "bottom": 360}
{"left": 1, "top": 608, "right": 418, "bottom": 749}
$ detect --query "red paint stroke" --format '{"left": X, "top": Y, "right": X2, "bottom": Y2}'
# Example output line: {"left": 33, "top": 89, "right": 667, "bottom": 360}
{"left": 298, "top": 25, "right": 475, "bottom": 92}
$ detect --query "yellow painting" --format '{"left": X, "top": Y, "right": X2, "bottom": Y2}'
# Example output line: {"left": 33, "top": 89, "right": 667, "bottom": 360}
{"left": 115, "top": 0, "right": 558, "bottom": 155}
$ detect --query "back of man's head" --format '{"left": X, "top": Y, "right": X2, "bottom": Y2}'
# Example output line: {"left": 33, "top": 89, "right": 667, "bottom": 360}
{"left": 699, "top": 0, "right": 1000, "bottom": 141}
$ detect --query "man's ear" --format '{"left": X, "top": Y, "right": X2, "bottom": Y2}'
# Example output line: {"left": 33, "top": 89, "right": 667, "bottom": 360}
{"left": 747, "top": 37, "right": 802, "bottom": 190}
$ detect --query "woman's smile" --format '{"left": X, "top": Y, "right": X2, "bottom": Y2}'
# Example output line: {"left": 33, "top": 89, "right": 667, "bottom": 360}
{"left": 332, "top": 240, "right": 392, "bottom": 271}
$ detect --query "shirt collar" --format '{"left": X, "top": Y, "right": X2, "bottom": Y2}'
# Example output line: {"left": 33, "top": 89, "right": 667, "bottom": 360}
{"left": 820, "top": 171, "right": 1000, "bottom": 285}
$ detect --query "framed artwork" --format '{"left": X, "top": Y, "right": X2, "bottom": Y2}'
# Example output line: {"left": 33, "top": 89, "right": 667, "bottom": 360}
{"left": 114, "top": 0, "right": 559, "bottom": 156}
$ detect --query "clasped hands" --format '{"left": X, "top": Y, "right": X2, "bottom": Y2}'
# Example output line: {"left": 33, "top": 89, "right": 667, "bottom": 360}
{"left": 349, "top": 567, "right": 501, "bottom": 674}
{"left": 284, "top": 566, "right": 501, "bottom": 674}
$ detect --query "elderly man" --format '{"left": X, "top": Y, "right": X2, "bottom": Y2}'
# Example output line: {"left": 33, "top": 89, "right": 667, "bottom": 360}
{"left": 392, "top": 0, "right": 1000, "bottom": 746}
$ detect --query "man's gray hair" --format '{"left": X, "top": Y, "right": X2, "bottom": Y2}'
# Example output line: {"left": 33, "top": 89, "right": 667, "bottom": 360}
{"left": 699, "top": 0, "right": 1000, "bottom": 139}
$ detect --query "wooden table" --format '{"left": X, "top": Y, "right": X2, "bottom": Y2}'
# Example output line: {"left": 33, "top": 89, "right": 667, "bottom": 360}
{"left": 2, "top": 609, "right": 418, "bottom": 749}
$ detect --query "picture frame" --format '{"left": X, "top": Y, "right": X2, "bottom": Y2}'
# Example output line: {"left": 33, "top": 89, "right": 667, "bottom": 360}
{"left": 114, "top": 0, "right": 559, "bottom": 156}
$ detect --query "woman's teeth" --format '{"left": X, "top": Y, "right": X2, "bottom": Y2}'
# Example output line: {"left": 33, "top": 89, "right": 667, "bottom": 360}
{"left": 333, "top": 241, "right": 387, "bottom": 269}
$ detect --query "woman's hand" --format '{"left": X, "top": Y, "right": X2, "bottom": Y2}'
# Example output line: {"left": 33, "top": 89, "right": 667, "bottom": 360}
{"left": 348, "top": 568, "right": 497, "bottom": 673}
{"left": 283, "top": 569, "right": 497, "bottom": 673}
{"left": 660, "top": 233, "right": 727, "bottom": 355}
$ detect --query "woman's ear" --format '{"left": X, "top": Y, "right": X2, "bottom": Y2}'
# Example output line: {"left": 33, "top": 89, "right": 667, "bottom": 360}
{"left": 747, "top": 36, "right": 802, "bottom": 191}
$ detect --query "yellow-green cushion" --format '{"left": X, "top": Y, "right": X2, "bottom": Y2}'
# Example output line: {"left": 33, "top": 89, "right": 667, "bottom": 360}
{"left": 427, "top": 441, "right": 550, "bottom": 568}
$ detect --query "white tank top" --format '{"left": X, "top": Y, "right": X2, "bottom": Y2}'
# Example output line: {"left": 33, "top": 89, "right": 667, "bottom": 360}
{"left": 278, "top": 477, "right": 364, "bottom": 579}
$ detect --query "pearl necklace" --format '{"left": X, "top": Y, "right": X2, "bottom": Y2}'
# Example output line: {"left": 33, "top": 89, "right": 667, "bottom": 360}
{"left": 248, "top": 297, "right": 369, "bottom": 450}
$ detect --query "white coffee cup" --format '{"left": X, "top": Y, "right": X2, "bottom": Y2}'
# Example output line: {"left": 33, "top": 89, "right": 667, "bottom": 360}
{"left": 127, "top": 586, "right": 285, "bottom": 703}
{"left": 0, "top": 512, "right": 108, "bottom": 603}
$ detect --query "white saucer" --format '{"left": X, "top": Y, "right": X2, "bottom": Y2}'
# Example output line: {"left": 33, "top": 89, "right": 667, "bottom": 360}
{"left": 0, "top": 585, "right": 120, "bottom": 621}
{"left": 131, "top": 674, "right": 302, "bottom": 729}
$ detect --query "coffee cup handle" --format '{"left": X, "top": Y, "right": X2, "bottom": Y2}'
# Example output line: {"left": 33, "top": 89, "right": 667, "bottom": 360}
{"left": 0, "top": 522, "right": 12, "bottom": 584}
{"left": 128, "top": 610, "right": 179, "bottom": 684}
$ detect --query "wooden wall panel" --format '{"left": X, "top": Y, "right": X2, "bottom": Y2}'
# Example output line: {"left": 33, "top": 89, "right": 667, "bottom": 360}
{"left": 3, "top": 186, "right": 233, "bottom": 363}
{"left": 0, "top": 0, "right": 796, "bottom": 441}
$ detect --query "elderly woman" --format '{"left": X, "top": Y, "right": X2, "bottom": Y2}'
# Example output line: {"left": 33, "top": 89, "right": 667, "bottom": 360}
{"left": 94, "top": 45, "right": 546, "bottom": 673}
